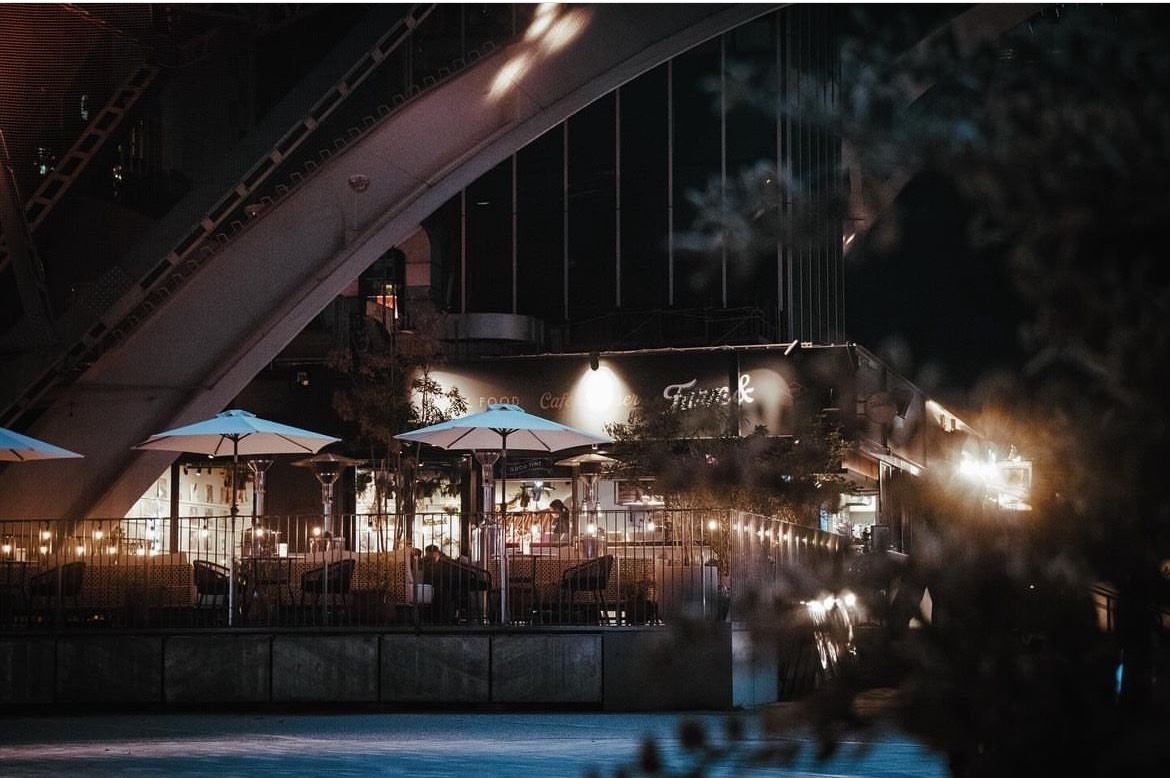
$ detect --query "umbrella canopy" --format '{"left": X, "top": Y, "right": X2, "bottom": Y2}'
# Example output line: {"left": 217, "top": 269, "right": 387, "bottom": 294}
{"left": 291, "top": 452, "right": 365, "bottom": 470}
{"left": 135, "top": 409, "right": 339, "bottom": 627}
{"left": 137, "top": 409, "right": 340, "bottom": 457}
{"left": 0, "top": 426, "right": 83, "bottom": 462}
{"left": 555, "top": 452, "right": 619, "bottom": 468}
{"left": 395, "top": 403, "right": 611, "bottom": 452}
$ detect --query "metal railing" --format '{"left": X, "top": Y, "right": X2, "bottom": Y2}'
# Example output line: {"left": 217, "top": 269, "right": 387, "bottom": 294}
{"left": 0, "top": 508, "right": 842, "bottom": 632}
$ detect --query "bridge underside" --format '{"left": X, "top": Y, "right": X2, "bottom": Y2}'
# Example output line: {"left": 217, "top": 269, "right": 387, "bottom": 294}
{"left": 0, "top": 4, "right": 772, "bottom": 520}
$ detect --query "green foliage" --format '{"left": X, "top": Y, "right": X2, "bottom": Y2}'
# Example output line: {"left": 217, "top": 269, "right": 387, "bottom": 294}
{"left": 329, "top": 301, "right": 467, "bottom": 515}
{"left": 631, "top": 6, "right": 1170, "bottom": 776}
{"left": 606, "top": 396, "right": 849, "bottom": 522}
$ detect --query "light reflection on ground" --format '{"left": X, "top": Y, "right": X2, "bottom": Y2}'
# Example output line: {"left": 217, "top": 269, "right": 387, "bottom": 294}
{"left": 0, "top": 711, "right": 946, "bottom": 777}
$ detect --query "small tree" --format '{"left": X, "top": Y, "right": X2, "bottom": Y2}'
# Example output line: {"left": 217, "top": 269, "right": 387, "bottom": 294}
{"left": 330, "top": 299, "right": 466, "bottom": 545}
{"left": 607, "top": 396, "right": 849, "bottom": 570}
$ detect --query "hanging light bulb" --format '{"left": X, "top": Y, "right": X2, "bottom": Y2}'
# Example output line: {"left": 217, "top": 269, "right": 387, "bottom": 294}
{"left": 92, "top": 522, "right": 104, "bottom": 541}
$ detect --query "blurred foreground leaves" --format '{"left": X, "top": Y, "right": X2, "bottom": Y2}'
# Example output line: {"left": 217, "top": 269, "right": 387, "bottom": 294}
{"left": 621, "top": 6, "right": 1170, "bottom": 776}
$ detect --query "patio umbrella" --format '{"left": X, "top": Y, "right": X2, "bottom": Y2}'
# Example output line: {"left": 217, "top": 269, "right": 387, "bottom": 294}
{"left": 395, "top": 403, "right": 611, "bottom": 511}
{"left": 137, "top": 409, "right": 341, "bottom": 516}
{"left": 0, "top": 426, "right": 83, "bottom": 462}
{"left": 137, "top": 409, "right": 340, "bottom": 626}
{"left": 396, "top": 403, "right": 610, "bottom": 625}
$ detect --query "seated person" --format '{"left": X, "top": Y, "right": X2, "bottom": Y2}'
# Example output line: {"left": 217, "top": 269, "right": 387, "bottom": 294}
{"left": 421, "top": 545, "right": 489, "bottom": 623}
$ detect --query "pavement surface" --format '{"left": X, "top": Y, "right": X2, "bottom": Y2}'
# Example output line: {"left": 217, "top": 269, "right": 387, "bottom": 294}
{"left": 0, "top": 711, "right": 947, "bottom": 777}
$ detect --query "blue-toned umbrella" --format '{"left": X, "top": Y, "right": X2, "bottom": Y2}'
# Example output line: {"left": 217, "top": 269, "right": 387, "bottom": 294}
{"left": 0, "top": 426, "right": 83, "bottom": 462}
{"left": 137, "top": 409, "right": 340, "bottom": 626}
{"left": 397, "top": 404, "right": 609, "bottom": 625}
{"left": 395, "top": 403, "right": 610, "bottom": 453}
{"left": 396, "top": 403, "right": 610, "bottom": 510}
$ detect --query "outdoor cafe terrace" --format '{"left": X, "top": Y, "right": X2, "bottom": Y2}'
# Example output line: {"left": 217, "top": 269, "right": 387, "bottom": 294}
{"left": 0, "top": 509, "right": 843, "bottom": 632}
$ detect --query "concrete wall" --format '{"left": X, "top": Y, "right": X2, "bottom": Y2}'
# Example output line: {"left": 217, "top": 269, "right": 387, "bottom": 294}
{"left": 0, "top": 626, "right": 739, "bottom": 711}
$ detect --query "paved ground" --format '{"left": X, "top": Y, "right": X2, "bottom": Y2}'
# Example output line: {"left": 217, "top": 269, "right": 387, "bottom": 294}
{"left": 0, "top": 712, "right": 947, "bottom": 777}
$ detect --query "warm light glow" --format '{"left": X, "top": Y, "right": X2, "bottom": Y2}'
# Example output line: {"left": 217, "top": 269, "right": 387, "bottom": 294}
{"left": 106, "top": 545, "right": 117, "bottom": 555}
{"left": 540, "top": 9, "right": 588, "bottom": 53}
{"left": 312, "top": 526, "right": 322, "bottom": 537}
{"left": 255, "top": 528, "right": 264, "bottom": 537}
{"left": 39, "top": 545, "right": 49, "bottom": 555}
{"left": 40, "top": 529, "right": 51, "bottom": 541}
{"left": 525, "top": 8, "right": 556, "bottom": 40}
{"left": 706, "top": 519, "right": 718, "bottom": 531}
{"left": 92, "top": 529, "right": 104, "bottom": 541}
{"left": 569, "top": 362, "right": 630, "bottom": 435}
{"left": 586, "top": 523, "right": 597, "bottom": 536}
{"left": 579, "top": 365, "right": 622, "bottom": 414}
{"left": 0, "top": 544, "right": 10, "bottom": 555}
{"left": 75, "top": 544, "right": 86, "bottom": 556}
{"left": 822, "top": 596, "right": 836, "bottom": 611}
{"left": 843, "top": 591, "right": 857, "bottom": 609}
{"left": 489, "top": 53, "right": 531, "bottom": 99}
{"left": 646, "top": 520, "right": 656, "bottom": 532}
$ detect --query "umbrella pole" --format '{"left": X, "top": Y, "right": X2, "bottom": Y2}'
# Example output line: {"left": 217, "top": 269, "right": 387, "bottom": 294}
{"left": 228, "top": 437, "right": 238, "bottom": 627}
{"left": 498, "top": 432, "right": 509, "bottom": 625}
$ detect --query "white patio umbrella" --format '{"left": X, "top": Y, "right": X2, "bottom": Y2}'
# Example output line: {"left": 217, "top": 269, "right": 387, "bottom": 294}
{"left": 137, "top": 409, "right": 340, "bottom": 626}
{"left": 137, "top": 409, "right": 341, "bottom": 516}
{"left": 395, "top": 403, "right": 611, "bottom": 511}
{"left": 0, "top": 426, "right": 83, "bottom": 462}
{"left": 396, "top": 404, "right": 610, "bottom": 625}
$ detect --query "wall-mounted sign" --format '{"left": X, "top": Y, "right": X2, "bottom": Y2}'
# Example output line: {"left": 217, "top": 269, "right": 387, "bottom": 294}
{"left": 416, "top": 348, "right": 813, "bottom": 439}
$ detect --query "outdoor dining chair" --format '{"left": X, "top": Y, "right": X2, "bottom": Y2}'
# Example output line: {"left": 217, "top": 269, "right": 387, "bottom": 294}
{"left": 557, "top": 555, "right": 614, "bottom": 625}
{"left": 300, "top": 558, "right": 355, "bottom": 621}
{"left": 193, "top": 560, "right": 230, "bottom": 608}
{"left": 28, "top": 561, "right": 84, "bottom": 622}
{"left": 0, "top": 562, "right": 29, "bottom": 624}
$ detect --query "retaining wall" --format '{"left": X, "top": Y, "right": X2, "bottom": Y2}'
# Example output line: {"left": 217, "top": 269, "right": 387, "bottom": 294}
{"left": 0, "top": 625, "right": 751, "bottom": 711}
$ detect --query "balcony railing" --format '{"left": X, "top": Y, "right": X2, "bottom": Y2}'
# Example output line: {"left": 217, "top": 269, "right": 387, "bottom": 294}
{"left": 0, "top": 509, "right": 842, "bottom": 632}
